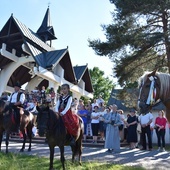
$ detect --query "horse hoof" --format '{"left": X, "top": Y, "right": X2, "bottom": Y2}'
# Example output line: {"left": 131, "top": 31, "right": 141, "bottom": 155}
{"left": 28, "top": 148, "right": 31, "bottom": 152}
{"left": 20, "top": 149, "right": 24, "bottom": 152}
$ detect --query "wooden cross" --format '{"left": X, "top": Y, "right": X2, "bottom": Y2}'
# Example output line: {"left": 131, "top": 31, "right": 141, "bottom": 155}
{"left": 48, "top": 2, "right": 51, "bottom": 8}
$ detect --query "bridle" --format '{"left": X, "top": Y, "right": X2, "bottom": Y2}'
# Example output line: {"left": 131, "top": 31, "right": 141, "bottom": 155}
{"left": 138, "top": 75, "right": 160, "bottom": 107}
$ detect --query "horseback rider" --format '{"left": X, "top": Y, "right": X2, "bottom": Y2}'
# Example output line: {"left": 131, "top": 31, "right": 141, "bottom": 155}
{"left": 7, "top": 82, "right": 25, "bottom": 132}
{"left": 55, "top": 84, "right": 79, "bottom": 146}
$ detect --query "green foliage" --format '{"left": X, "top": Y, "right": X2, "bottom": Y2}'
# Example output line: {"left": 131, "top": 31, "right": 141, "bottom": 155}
{"left": 81, "top": 96, "right": 90, "bottom": 104}
{"left": 89, "top": 0, "right": 170, "bottom": 86}
{"left": 0, "top": 152, "right": 144, "bottom": 170}
{"left": 89, "top": 67, "right": 114, "bottom": 103}
{"left": 116, "top": 88, "right": 139, "bottom": 109}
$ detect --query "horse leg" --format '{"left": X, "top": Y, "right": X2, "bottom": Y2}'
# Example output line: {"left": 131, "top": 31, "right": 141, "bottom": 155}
{"left": 78, "top": 140, "right": 82, "bottom": 165}
{"left": 71, "top": 145, "right": 76, "bottom": 164}
{"left": 0, "top": 130, "right": 3, "bottom": 152}
{"left": 49, "top": 146, "right": 54, "bottom": 170}
{"left": 20, "top": 129, "right": 26, "bottom": 152}
{"left": 5, "top": 132, "right": 10, "bottom": 153}
{"left": 72, "top": 140, "right": 82, "bottom": 165}
{"left": 59, "top": 146, "right": 65, "bottom": 170}
{"left": 78, "top": 130, "right": 83, "bottom": 165}
{"left": 27, "top": 125, "right": 32, "bottom": 152}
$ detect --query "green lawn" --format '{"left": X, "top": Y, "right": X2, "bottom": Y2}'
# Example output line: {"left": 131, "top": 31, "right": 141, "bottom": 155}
{"left": 0, "top": 152, "right": 145, "bottom": 170}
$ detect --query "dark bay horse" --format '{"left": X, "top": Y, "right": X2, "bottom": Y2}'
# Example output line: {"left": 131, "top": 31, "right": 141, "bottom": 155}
{"left": 0, "top": 99, "right": 34, "bottom": 153}
{"left": 37, "top": 106, "right": 83, "bottom": 170}
{"left": 138, "top": 70, "right": 170, "bottom": 121}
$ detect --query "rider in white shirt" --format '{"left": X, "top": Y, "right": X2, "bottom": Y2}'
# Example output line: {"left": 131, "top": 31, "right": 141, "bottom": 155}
{"left": 8, "top": 82, "right": 25, "bottom": 131}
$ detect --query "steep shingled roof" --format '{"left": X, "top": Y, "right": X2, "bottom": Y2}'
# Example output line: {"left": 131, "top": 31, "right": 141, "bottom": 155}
{"left": 34, "top": 48, "right": 68, "bottom": 68}
{"left": 73, "top": 65, "right": 93, "bottom": 93}
{"left": 73, "top": 65, "right": 87, "bottom": 81}
{"left": 37, "top": 7, "right": 57, "bottom": 42}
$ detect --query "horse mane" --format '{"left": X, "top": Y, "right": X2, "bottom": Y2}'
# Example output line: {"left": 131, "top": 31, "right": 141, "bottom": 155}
{"left": 47, "top": 109, "right": 64, "bottom": 128}
{"left": 49, "top": 109, "right": 59, "bottom": 120}
{"left": 138, "top": 71, "right": 150, "bottom": 87}
{"left": 139, "top": 71, "right": 170, "bottom": 101}
{"left": 0, "top": 100, "right": 13, "bottom": 114}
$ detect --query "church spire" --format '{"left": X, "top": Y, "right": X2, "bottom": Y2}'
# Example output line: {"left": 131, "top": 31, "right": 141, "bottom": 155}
{"left": 37, "top": 7, "right": 57, "bottom": 46}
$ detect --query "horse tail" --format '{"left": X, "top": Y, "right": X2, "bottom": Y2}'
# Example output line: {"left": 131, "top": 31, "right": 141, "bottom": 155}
{"left": 74, "top": 119, "right": 83, "bottom": 155}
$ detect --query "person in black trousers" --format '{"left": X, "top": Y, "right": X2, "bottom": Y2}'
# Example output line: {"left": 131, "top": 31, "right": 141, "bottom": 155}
{"left": 139, "top": 112, "right": 153, "bottom": 151}
{"left": 155, "top": 110, "right": 167, "bottom": 151}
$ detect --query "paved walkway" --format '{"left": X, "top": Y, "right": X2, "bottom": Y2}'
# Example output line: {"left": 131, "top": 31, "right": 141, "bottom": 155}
{"left": 1, "top": 142, "right": 170, "bottom": 170}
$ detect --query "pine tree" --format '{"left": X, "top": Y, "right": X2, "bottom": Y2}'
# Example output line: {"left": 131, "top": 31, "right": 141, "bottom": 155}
{"left": 89, "top": 0, "right": 170, "bottom": 86}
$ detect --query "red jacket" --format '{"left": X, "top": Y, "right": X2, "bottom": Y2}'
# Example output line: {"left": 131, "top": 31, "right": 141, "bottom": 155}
{"left": 155, "top": 117, "right": 167, "bottom": 129}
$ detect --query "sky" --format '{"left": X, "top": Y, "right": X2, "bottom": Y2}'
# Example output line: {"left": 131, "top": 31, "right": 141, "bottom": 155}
{"left": 0, "top": 0, "right": 117, "bottom": 83}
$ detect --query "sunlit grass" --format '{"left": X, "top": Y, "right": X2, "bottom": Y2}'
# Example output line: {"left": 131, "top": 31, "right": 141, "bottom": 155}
{"left": 0, "top": 152, "right": 145, "bottom": 170}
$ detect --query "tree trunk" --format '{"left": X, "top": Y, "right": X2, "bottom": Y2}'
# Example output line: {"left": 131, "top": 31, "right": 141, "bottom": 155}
{"left": 162, "top": 11, "right": 170, "bottom": 73}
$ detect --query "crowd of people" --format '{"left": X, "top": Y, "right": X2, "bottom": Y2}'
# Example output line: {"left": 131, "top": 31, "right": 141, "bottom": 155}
{"left": 73, "top": 98, "right": 169, "bottom": 153}
{"left": 1, "top": 86, "right": 57, "bottom": 113}
{"left": 0, "top": 85, "right": 169, "bottom": 153}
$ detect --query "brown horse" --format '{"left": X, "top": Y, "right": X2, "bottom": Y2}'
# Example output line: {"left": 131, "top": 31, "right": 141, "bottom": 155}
{"left": 0, "top": 99, "right": 34, "bottom": 153}
{"left": 37, "top": 106, "right": 83, "bottom": 170}
{"left": 138, "top": 70, "right": 170, "bottom": 121}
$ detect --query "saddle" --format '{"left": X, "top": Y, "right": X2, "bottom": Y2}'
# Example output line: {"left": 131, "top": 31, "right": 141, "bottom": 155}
{"left": 10, "top": 108, "right": 30, "bottom": 124}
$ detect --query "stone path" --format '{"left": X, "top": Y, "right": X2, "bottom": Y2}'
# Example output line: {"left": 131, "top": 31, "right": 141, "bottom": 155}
{"left": 1, "top": 142, "right": 170, "bottom": 170}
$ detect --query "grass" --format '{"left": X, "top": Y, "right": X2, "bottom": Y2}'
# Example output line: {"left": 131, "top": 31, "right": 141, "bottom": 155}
{"left": 0, "top": 152, "right": 145, "bottom": 170}
{"left": 153, "top": 144, "right": 170, "bottom": 151}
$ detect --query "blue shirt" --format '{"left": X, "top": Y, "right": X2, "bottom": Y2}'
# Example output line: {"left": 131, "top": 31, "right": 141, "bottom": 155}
{"left": 78, "top": 110, "right": 88, "bottom": 124}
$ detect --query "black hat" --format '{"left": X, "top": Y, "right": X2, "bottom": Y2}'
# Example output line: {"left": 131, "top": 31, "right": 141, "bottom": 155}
{"left": 94, "top": 105, "right": 99, "bottom": 109}
{"left": 14, "top": 81, "right": 21, "bottom": 88}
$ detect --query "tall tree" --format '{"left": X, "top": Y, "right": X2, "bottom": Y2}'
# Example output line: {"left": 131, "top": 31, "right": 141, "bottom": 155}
{"left": 89, "top": 0, "right": 170, "bottom": 86}
{"left": 89, "top": 67, "right": 114, "bottom": 103}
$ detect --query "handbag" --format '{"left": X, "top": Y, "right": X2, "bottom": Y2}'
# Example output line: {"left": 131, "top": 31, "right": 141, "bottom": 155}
{"left": 111, "top": 120, "right": 115, "bottom": 125}
{"left": 154, "top": 125, "right": 159, "bottom": 130}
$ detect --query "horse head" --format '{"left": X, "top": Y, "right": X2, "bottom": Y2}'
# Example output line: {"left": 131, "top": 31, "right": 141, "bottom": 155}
{"left": 36, "top": 105, "right": 50, "bottom": 137}
{"left": 138, "top": 70, "right": 161, "bottom": 113}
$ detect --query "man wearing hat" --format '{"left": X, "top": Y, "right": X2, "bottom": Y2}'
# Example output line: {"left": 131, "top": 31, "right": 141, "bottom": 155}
{"left": 8, "top": 82, "right": 25, "bottom": 131}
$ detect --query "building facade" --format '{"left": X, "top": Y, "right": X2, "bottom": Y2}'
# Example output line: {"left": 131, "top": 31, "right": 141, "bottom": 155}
{"left": 0, "top": 8, "right": 93, "bottom": 100}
